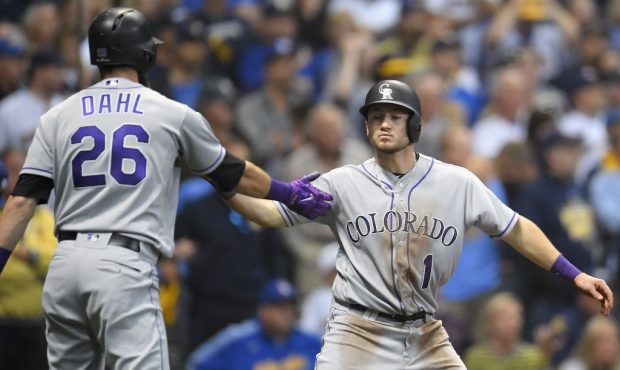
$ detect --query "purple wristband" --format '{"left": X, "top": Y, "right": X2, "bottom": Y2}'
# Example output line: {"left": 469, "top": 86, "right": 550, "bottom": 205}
{"left": 0, "top": 247, "right": 12, "bottom": 274}
{"left": 550, "top": 255, "right": 581, "bottom": 282}
{"left": 265, "top": 179, "right": 292, "bottom": 203}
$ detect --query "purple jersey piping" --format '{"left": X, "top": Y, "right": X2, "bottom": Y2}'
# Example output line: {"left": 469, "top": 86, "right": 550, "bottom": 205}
{"left": 490, "top": 211, "right": 517, "bottom": 238}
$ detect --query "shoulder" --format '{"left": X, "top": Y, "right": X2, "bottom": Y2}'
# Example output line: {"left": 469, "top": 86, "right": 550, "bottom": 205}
{"left": 422, "top": 155, "right": 474, "bottom": 183}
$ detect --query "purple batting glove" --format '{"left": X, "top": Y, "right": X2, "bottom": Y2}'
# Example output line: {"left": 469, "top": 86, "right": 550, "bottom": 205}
{"left": 287, "top": 172, "right": 333, "bottom": 219}
{"left": 265, "top": 172, "right": 331, "bottom": 219}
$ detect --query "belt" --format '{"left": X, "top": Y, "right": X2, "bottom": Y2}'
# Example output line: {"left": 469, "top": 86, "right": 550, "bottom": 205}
{"left": 344, "top": 301, "right": 430, "bottom": 323}
{"left": 57, "top": 231, "right": 141, "bottom": 253}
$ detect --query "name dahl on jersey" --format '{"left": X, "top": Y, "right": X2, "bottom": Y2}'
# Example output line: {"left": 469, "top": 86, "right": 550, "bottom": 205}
{"left": 81, "top": 93, "right": 144, "bottom": 116}
{"left": 346, "top": 210, "right": 458, "bottom": 246}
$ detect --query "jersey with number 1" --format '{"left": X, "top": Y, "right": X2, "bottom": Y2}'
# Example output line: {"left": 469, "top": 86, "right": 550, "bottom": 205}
{"left": 20, "top": 78, "right": 225, "bottom": 257}
{"left": 276, "top": 154, "right": 518, "bottom": 315}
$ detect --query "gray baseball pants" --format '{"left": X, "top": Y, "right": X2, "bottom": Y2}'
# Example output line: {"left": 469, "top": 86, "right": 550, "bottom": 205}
{"left": 315, "top": 302, "right": 466, "bottom": 370}
{"left": 42, "top": 233, "right": 168, "bottom": 370}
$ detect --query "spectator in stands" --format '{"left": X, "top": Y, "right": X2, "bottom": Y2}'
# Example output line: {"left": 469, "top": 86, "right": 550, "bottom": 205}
{"left": 493, "top": 141, "right": 538, "bottom": 208}
{"left": 472, "top": 67, "right": 530, "bottom": 159}
{"left": 557, "top": 66, "right": 608, "bottom": 184}
{"left": 513, "top": 131, "right": 597, "bottom": 336}
{"left": 0, "top": 149, "right": 56, "bottom": 370}
{"left": 438, "top": 125, "right": 505, "bottom": 354}
{"left": 0, "top": 24, "right": 26, "bottom": 100}
{"left": 279, "top": 103, "right": 369, "bottom": 294}
{"left": 558, "top": 316, "right": 620, "bottom": 370}
{"left": 300, "top": 241, "right": 339, "bottom": 337}
{"left": 539, "top": 292, "right": 604, "bottom": 366}
{"left": 21, "top": 2, "right": 60, "bottom": 50}
{"left": 167, "top": 18, "right": 211, "bottom": 109}
{"left": 174, "top": 141, "right": 291, "bottom": 356}
{"left": 235, "top": 0, "right": 298, "bottom": 91}
{"left": 485, "top": 0, "right": 579, "bottom": 80}
{"left": 235, "top": 37, "right": 310, "bottom": 170}
{"left": 429, "top": 33, "right": 484, "bottom": 124}
{"left": 464, "top": 292, "right": 549, "bottom": 370}
{"left": 186, "top": 279, "right": 321, "bottom": 370}
{"left": 317, "top": 11, "right": 374, "bottom": 138}
{"left": 588, "top": 111, "right": 620, "bottom": 285}
{"left": 0, "top": 48, "right": 65, "bottom": 154}
{"left": 410, "top": 71, "right": 465, "bottom": 158}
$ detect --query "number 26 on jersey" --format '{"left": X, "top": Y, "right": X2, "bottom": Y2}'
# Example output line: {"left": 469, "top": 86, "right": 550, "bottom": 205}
{"left": 71, "top": 124, "right": 149, "bottom": 188}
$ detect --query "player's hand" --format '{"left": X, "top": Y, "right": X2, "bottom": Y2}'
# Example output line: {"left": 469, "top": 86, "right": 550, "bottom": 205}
{"left": 574, "top": 273, "right": 614, "bottom": 316}
{"left": 286, "top": 172, "right": 333, "bottom": 219}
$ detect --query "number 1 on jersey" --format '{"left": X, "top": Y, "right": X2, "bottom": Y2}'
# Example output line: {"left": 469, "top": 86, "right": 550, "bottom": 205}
{"left": 422, "top": 254, "right": 433, "bottom": 289}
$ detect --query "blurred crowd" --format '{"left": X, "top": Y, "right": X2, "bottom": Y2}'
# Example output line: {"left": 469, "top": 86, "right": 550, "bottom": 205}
{"left": 1, "top": 0, "right": 620, "bottom": 369}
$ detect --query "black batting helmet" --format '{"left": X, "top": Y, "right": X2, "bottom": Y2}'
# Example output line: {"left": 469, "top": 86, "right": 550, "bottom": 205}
{"left": 359, "top": 79, "right": 422, "bottom": 143}
{"left": 88, "top": 8, "right": 162, "bottom": 75}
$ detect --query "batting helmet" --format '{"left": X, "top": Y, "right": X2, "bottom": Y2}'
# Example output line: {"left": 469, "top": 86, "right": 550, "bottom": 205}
{"left": 359, "top": 80, "right": 422, "bottom": 143}
{"left": 88, "top": 8, "right": 162, "bottom": 75}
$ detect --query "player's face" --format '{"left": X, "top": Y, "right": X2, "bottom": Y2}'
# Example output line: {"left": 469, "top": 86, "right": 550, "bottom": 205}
{"left": 366, "top": 104, "right": 411, "bottom": 154}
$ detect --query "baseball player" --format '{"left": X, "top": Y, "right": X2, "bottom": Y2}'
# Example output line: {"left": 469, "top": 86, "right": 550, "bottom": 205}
{"left": 0, "top": 8, "right": 331, "bottom": 370}
{"left": 226, "top": 79, "right": 614, "bottom": 369}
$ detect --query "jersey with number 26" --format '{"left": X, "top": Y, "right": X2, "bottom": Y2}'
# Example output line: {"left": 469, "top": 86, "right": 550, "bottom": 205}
{"left": 276, "top": 154, "right": 518, "bottom": 315}
{"left": 21, "top": 78, "right": 225, "bottom": 257}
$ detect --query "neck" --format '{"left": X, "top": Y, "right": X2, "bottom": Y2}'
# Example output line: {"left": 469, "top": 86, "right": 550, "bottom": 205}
{"left": 102, "top": 68, "right": 140, "bottom": 83}
{"left": 375, "top": 144, "right": 416, "bottom": 174}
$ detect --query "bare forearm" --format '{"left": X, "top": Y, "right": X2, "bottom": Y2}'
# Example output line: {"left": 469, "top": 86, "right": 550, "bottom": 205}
{"left": 0, "top": 196, "right": 38, "bottom": 250}
{"left": 235, "top": 161, "right": 272, "bottom": 198}
{"left": 502, "top": 215, "right": 561, "bottom": 271}
{"left": 225, "top": 194, "right": 286, "bottom": 227}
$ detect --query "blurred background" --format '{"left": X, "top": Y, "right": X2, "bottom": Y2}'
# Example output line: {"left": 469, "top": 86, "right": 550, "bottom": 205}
{"left": 1, "top": 0, "right": 620, "bottom": 369}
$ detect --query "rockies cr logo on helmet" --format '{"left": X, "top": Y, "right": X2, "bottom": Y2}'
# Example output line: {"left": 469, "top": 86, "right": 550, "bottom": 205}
{"left": 378, "top": 83, "right": 393, "bottom": 100}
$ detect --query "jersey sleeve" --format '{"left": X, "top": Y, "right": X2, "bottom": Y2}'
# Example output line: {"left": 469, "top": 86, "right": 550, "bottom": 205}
{"left": 21, "top": 117, "right": 54, "bottom": 179}
{"left": 178, "top": 109, "right": 225, "bottom": 176}
{"left": 275, "top": 173, "right": 336, "bottom": 227}
{"left": 464, "top": 170, "right": 518, "bottom": 238}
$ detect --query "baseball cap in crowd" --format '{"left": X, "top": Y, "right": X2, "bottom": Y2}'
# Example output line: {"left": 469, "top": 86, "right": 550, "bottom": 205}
{"left": 0, "top": 36, "right": 25, "bottom": 57}
{"left": 28, "top": 48, "right": 63, "bottom": 75}
{"left": 259, "top": 279, "right": 297, "bottom": 305}
{"left": 199, "top": 78, "right": 236, "bottom": 106}
{"left": 264, "top": 37, "right": 297, "bottom": 63}
{"left": 539, "top": 131, "right": 581, "bottom": 153}
{"left": 175, "top": 17, "right": 206, "bottom": 42}
{"left": 564, "top": 66, "right": 601, "bottom": 98}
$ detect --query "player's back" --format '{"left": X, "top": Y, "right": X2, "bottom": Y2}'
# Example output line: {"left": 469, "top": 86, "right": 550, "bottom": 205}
{"left": 22, "top": 78, "right": 223, "bottom": 255}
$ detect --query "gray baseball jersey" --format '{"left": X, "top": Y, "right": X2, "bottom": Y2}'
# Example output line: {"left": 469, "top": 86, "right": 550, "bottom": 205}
{"left": 21, "top": 78, "right": 225, "bottom": 257}
{"left": 276, "top": 154, "right": 517, "bottom": 315}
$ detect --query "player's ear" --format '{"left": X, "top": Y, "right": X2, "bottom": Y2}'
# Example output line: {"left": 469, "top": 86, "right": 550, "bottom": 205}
{"left": 365, "top": 123, "right": 369, "bottom": 138}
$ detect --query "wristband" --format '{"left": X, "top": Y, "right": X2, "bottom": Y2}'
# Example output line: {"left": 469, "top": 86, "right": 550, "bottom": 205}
{"left": 0, "top": 247, "right": 12, "bottom": 274}
{"left": 265, "top": 179, "right": 292, "bottom": 203}
{"left": 550, "top": 255, "right": 581, "bottom": 282}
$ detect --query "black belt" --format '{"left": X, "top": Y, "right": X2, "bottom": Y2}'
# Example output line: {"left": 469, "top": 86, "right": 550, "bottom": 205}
{"left": 57, "top": 231, "right": 141, "bottom": 253}
{"left": 347, "top": 302, "right": 429, "bottom": 323}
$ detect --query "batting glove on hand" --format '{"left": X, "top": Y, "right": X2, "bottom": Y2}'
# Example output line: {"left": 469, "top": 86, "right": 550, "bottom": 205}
{"left": 286, "top": 172, "right": 333, "bottom": 219}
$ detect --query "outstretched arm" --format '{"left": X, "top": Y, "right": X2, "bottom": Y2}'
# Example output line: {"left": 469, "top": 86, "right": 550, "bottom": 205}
{"left": 502, "top": 215, "right": 613, "bottom": 315}
{"left": 225, "top": 194, "right": 287, "bottom": 228}
{"left": 205, "top": 156, "right": 332, "bottom": 220}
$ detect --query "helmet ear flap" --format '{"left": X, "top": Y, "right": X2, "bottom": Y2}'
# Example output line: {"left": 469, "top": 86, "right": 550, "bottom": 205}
{"left": 407, "top": 113, "right": 422, "bottom": 143}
